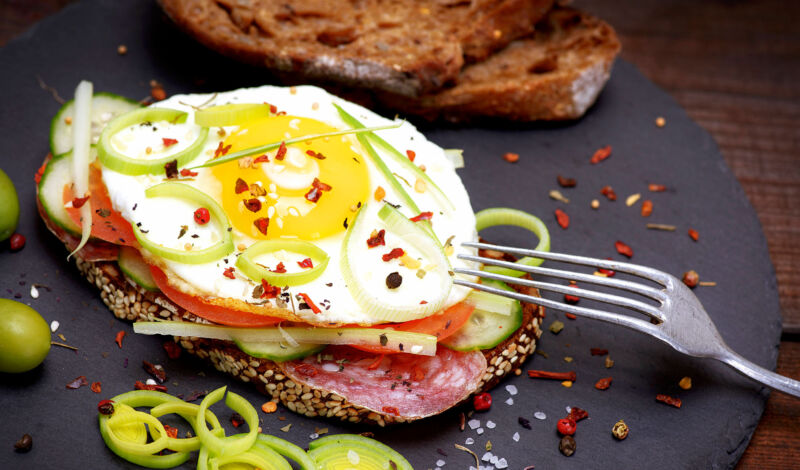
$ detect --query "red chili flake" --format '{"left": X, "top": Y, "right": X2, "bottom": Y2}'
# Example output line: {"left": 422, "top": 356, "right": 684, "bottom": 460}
{"left": 162, "top": 137, "right": 178, "bottom": 147}
{"left": 594, "top": 377, "right": 613, "bottom": 390}
{"left": 615, "top": 240, "right": 633, "bottom": 258}
{"left": 72, "top": 195, "right": 90, "bottom": 208}
{"left": 567, "top": 407, "right": 589, "bottom": 422}
{"left": 295, "top": 363, "right": 317, "bottom": 377}
{"left": 254, "top": 154, "right": 269, "bottom": 163}
{"left": 243, "top": 198, "right": 262, "bottom": 213}
{"left": 590, "top": 348, "right": 609, "bottom": 356}
{"left": 163, "top": 341, "right": 181, "bottom": 359}
{"left": 275, "top": 141, "right": 287, "bottom": 161}
{"left": 151, "top": 85, "right": 166, "bottom": 101}
{"left": 312, "top": 178, "right": 332, "bottom": 192}
{"left": 406, "top": 150, "right": 416, "bottom": 162}
{"left": 163, "top": 425, "right": 179, "bottom": 439}
{"left": 266, "top": 103, "right": 277, "bottom": 114}
{"left": 688, "top": 228, "right": 699, "bottom": 242}
{"left": 194, "top": 207, "right": 211, "bottom": 225}
{"left": 564, "top": 284, "right": 580, "bottom": 304}
{"left": 180, "top": 168, "right": 198, "bottom": 177}
{"left": 366, "top": 229, "right": 386, "bottom": 247}
{"left": 410, "top": 211, "right": 433, "bottom": 223}
{"left": 656, "top": 394, "right": 682, "bottom": 408}
{"left": 382, "top": 248, "right": 405, "bottom": 262}
{"left": 134, "top": 381, "right": 167, "bottom": 392}
{"left": 473, "top": 392, "right": 492, "bottom": 411}
{"left": 598, "top": 258, "right": 616, "bottom": 277}
{"left": 214, "top": 141, "right": 231, "bottom": 158}
{"left": 230, "top": 413, "right": 245, "bottom": 428}
{"left": 115, "top": 331, "right": 126, "bottom": 348}
{"left": 9, "top": 233, "right": 26, "bottom": 251}
{"left": 271, "top": 262, "right": 286, "bottom": 273}
{"left": 590, "top": 145, "right": 612, "bottom": 164}
{"left": 648, "top": 183, "right": 667, "bottom": 192}
{"left": 97, "top": 399, "right": 115, "bottom": 415}
{"left": 164, "top": 159, "right": 178, "bottom": 179}
{"left": 503, "top": 152, "right": 519, "bottom": 163}
{"left": 305, "top": 187, "right": 322, "bottom": 203}
{"left": 260, "top": 279, "right": 281, "bottom": 299}
{"left": 600, "top": 185, "right": 617, "bottom": 201}
{"left": 253, "top": 217, "right": 269, "bottom": 235}
{"left": 298, "top": 258, "right": 314, "bottom": 269}
{"left": 90, "top": 382, "right": 102, "bottom": 394}
{"left": 66, "top": 376, "right": 88, "bottom": 389}
{"left": 528, "top": 370, "right": 576, "bottom": 381}
{"left": 235, "top": 178, "right": 249, "bottom": 194}
{"left": 557, "top": 418, "right": 577, "bottom": 436}
{"left": 557, "top": 175, "right": 577, "bottom": 188}
{"left": 382, "top": 406, "right": 400, "bottom": 416}
{"left": 223, "top": 267, "right": 236, "bottom": 279}
{"left": 306, "top": 150, "right": 326, "bottom": 160}
{"left": 641, "top": 200, "right": 653, "bottom": 217}
{"left": 554, "top": 209, "right": 569, "bottom": 229}
{"left": 298, "top": 293, "right": 321, "bottom": 314}
{"left": 565, "top": 313, "right": 577, "bottom": 320}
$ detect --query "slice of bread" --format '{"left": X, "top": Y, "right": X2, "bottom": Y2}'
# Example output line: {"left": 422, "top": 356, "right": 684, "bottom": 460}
{"left": 375, "top": 7, "right": 621, "bottom": 122}
{"left": 157, "top": 0, "right": 554, "bottom": 97}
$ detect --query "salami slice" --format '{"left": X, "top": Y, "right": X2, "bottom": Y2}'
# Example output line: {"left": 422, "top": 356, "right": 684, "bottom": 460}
{"left": 281, "top": 345, "right": 487, "bottom": 419}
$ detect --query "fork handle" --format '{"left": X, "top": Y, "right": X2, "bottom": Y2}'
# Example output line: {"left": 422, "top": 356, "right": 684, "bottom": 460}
{"left": 718, "top": 350, "right": 800, "bottom": 398}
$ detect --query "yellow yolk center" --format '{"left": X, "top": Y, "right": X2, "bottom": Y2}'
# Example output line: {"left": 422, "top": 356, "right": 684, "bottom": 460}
{"left": 213, "top": 115, "right": 369, "bottom": 240}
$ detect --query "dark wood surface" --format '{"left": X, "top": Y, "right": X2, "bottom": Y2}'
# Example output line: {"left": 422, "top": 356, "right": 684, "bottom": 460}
{"left": 1, "top": 0, "right": 797, "bottom": 467}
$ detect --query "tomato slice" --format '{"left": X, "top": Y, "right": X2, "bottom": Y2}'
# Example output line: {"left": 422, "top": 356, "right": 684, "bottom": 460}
{"left": 64, "top": 163, "right": 137, "bottom": 247}
{"left": 149, "top": 266, "right": 282, "bottom": 328}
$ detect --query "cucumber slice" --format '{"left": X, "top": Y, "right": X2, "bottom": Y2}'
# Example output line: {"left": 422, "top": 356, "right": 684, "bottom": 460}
{"left": 118, "top": 246, "right": 159, "bottom": 292}
{"left": 308, "top": 434, "right": 413, "bottom": 470}
{"left": 37, "top": 152, "right": 81, "bottom": 235}
{"left": 233, "top": 340, "right": 324, "bottom": 362}
{"left": 50, "top": 92, "right": 141, "bottom": 156}
{"left": 441, "top": 280, "right": 523, "bottom": 352}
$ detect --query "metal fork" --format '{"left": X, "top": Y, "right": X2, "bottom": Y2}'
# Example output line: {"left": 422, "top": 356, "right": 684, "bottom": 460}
{"left": 455, "top": 241, "right": 800, "bottom": 397}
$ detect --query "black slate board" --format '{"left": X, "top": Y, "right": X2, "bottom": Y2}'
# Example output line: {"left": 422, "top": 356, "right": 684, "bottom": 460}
{"left": 0, "top": 1, "right": 782, "bottom": 469}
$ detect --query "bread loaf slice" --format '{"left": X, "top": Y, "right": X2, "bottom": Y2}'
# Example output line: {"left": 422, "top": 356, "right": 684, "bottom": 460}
{"left": 376, "top": 7, "right": 621, "bottom": 121}
{"left": 157, "top": 0, "right": 554, "bottom": 97}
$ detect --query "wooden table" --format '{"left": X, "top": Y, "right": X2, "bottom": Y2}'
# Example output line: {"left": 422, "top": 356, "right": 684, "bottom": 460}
{"left": 2, "top": 0, "right": 798, "bottom": 467}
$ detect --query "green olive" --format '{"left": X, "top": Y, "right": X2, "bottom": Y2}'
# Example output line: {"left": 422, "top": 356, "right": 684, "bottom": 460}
{"left": 0, "top": 299, "right": 51, "bottom": 373}
{"left": 0, "top": 168, "right": 20, "bottom": 242}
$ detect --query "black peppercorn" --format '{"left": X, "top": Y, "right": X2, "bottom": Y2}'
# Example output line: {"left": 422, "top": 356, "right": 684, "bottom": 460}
{"left": 386, "top": 272, "right": 402, "bottom": 289}
{"left": 559, "top": 435, "right": 576, "bottom": 457}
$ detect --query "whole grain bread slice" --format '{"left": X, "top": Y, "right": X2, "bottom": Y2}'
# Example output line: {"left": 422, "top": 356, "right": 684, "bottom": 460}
{"left": 375, "top": 7, "right": 622, "bottom": 121}
{"left": 157, "top": 0, "right": 554, "bottom": 97}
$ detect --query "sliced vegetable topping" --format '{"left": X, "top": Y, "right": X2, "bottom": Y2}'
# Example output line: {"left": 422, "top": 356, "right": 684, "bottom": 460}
{"left": 49, "top": 92, "right": 141, "bottom": 156}
{"left": 98, "top": 107, "right": 209, "bottom": 175}
{"left": 193, "top": 103, "right": 272, "bottom": 127}
{"left": 132, "top": 182, "right": 233, "bottom": 264}
{"left": 308, "top": 434, "right": 413, "bottom": 470}
{"left": 68, "top": 80, "right": 94, "bottom": 259}
{"left": 236, "top": 239, "right": 329, "bottom": 286}
{"left": 474, "top": 207, "right": 551, "bottom": 278}
{"left": 196, "top": 387, "right": 258, "bottom": 457}
{"left": 118, "top": 247, "right": 158, "bottom": 291}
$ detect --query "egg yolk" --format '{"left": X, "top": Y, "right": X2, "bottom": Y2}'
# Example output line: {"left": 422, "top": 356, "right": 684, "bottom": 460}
{"left": 212, "top": 115, "right": 369, "bottom": 240}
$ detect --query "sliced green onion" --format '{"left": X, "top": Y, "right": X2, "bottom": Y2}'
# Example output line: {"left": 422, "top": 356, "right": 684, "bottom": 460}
{"left": 106, "top": 411, "right": 169, "bottom": 455}
{"left": 334, "top": 104, "right": 455, "bottom": 212}
{"left": 68, "top": 80, "right": 93, "bottom": 260}
{"left": 256, "top": 434, "right": 317, "bottom": 470}
{"left": 133, "top": 183, "right": 234, "bottom": 264}
{"left": 98, "top": 107, "right": 209, "bottom": 175}
{"left": 133, "top": 321, "right": 438, "bottom": 356}
{"left": 444, "top": 149, "right": 464, "bottom": 169}
{"left": 209, "top": 449, "right": 290, "bottom": 470}
{"left": 190, "top": 122, "right": 401, "bottom": 169}
{"left": 308, "top": 434, "right": 413, "bottom": 470}
{"left": 235, "top": 240, "right": 329, "bottom": 286}
{"left": 194, "top": 103, "right": 272, "bottom": 127}
{"left": 149, "top": 401, "right": 224, "bottom": 452}
{"left": 463, "top": 289, "right": 514, "bottom": 316}
{"left": 475, "top": 207, "right": 551, "bottom": 278}
{"left": 196, "top": 387, "right": 258, "bottom": 457}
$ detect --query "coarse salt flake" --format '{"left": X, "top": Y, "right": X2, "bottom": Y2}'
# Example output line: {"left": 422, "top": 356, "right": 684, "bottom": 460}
{"left": 309, "top": 433, "right": 319, "bottom": 439}
{"left": 146, "top": 379, "right": 157, "bottom": 386}
{"left": 347, "top": 450, "right": 360, "bottom": 465}
{"left": 482, "top": 452, "right": 493, "bottom": 462}
{"left": 513, "top": 432, "right": 520, "bottom": 442}
{"left": 566, "top": 406, "right": 572, "bottom": 414}
{"left": 468, "top": 419, "right": 481, "bottom": 430}
{"left": 50, "top": 320, "right": 60, "bottom": 332}
{"left": 534, "top": 411, "right": 546, "bottom": 420}
{"left": 505, "top": 384, "right": 518, "bottom": 396}
{"left": 436, "top": 459, "right": 446, "bottom": 467}
{"left": 30, "top": 285, "right": 39, "bottom": 299}
{"left": 505, "top": 398, "right": 514, "bottom": 406}
{"left": 321, "top": 363, "right": 339, "bottom": 372}
{"left": 476, "top": 428, "right": 484, "bottom": 435}
{"left": 465, "top": 437, "right": 475, "bottom": 445}
{"left": 496, "top": 457, "right": 509, "bottom": 469}
{"left": 486, "top": 420, "right": 496, "bottom": 429}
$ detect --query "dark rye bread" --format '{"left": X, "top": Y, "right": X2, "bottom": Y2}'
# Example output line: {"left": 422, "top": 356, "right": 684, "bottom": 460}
{"left": 376, "top": 7, "right": 621, "bottom": 122}
{"left": 71, "top": 250, "right": 543, "bottom": 426}
{"left": 157, "top": 0, "right": 554, "bottom": 97}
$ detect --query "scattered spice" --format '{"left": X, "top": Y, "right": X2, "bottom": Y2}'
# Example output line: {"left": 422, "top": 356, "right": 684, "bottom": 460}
{"left": 9, "top": 233, "right": 25, "bottom": 251}
{"left": 366, "top": 229, "right": 386, "bottom": 247}
{"left": 91, "top": 382, "right": 102, "bottom": 394}
{"left": 306, "top": 150, "right": 326, "bottom": 160}
{"left": 600, "top": 186, "right": 617, "bottom": 201}
{"left": 409, "top": 211, "right": 433, "bottom": 223}
{"left": 143, "top": 360, "right": 167, "bottom": 383}
{"left": 193, "top": 207, "right": 210, "bottom": 225}
{"left": 386, "top": 272, "right": 403, "bottom": 289}
{"left": 230, "top": 413, "right": 245, "bottom": 428}
{"left": 590, "top": 199, "right": 599, "bottom": 210}
{"left": 605, "top": 356, "right": 614, "bottom": 368}
{"left": 163, "top": 425, "right": 179, "bottom": 439}
{"left": 454, "top": 444, "right": 480, "bottom": 468}
{"left": 382, "top": 248, "right": 405, "bottom": 262}
{"left": 549, "top": 190, "right": 570, "bottom": 203}
{"left": 262, "top": 401, "right": 278, "bottom": 413}
{"left": 556, "top": 418, "right": 576, "bottom": 436}
{"left": 625, "top": 193, "right": 641, "bottom": 207}
{"left": 559, "top": 435, "right": 576, "bottom": 456}
{"left": 699, "top": 281, "right": 717, "bottom": 287}
{"left": 565, "top": 313, "right": 577, "bottom": 320}
{"left": 527, "top": 370, "right": 576, "bottom": 381}
{"left": 518, "top": 417, "right": 532, "bottom": 429}
{"left": 222, "top": 266, "right": 236, "bottom": 279}
{"left": 655, "top": 116, "right": 666, "bottom": 128}
{"left": 72, "top": 195, "right": 90, "bottom": 208}
{"left": 557, "top": 175, "right": 576, "bottom": 187}
{"left": 134, "top": 381, "right": 167, "bottom": 392}
{"left": 115, "top": 331, "right": 126, "bottom": 348}
{"left": 612, "top": 420, "right": 629, "bottom": 440}
{"left": 280, "top": 424, "right": 292, "bottom": 433}
{"left": 646, "top": 223, "right": 676, "bottom": 231}
{"left": 235, "top": 178, "right": 249, "bottom": 194}
{"left": 648, "top": 183, "right": 667, "bottom": 192}
{"left": 656, "top": 394, "right": 682, "bottom": 408}
{"left": 682, "top": 270, "right": 699, "bottom": 288}
{"left": 297, "top": 258, "right": 314, "bottom": 269}
{"left": 298, "top": 293, "right": 321, "bottom": 314}
{"left": 243, "top": 198, "right": 262, "bottom": 213}
{"left": 641, "top": 200, "right": 653, "bottom": 217}
{"left": 554, "top": 209, "right": 570, "bottom": 229}
{"left": 406, "top": 150, "right": 416, "bottom": 162}
{"left": 275, "top": 141, "right": 287, "bottom": 160}
{"left": 213, "top": 141, "right": 232, "bottom": 159}
{"left": 151, "top": 85, "right": 166, "bottom": 101}
{"left": 564, "top": 284, "right": 580, "bottom": 304}
{"left": 590, "top": 348, "right": 608, "bottom": 356}
{"left": 549, "top": 320, "right": 565, "bottom": 334}
{"left": 253, "top": 217, "right": 270, "bottom": 235}
{"left": 374, "top": 186, "right": 386, "bottom": 201}
{"left": 679, "top": 376, "right": 693, "bottom": 390}
{"left": 163, "top": 341, "right": 181, "bottom": 359}
{"left": 13, "top": 434, "right": 32, "bottom": 453}
{"left": 688, "top": 228, "right": 699, "bottom": 242}
{"left": 615, "top": 240, "right": 633, "bottom": 258}
{"left": 180, "top": 168, "right": 197, "bottom": 177}
{"left": 163, "top": 160, "right": 178, "bottom": 180}
{"left": 162, "top": 137, "right": 178, "bottom": 147}
{"left": 459, "top": 412, "right": 466, "bottom": 432}
{"left": 590, "top": 145, "right": 612, "bottom": 164}
{"left": 594, "top": 377, "right": 613, "bottom": 390}
{"left": 117, "top": 44, "right": 127, "bottom": 55}
{"left": 561, "top": 380, "right": 573, "bottom": 388}
{"left": 567, "top": 407, "right": 588, "bottom": 422}
{"left": 503, "top": 152, "right": 519, "bottom": 163}
{"left": 97, "top": 400, "right": 115, "bottom": 415}
{"left": 66, "top": 376, "right": 88, "bottom": 389}
{"left": 473, "top": 392, "right": 492, "bottom": 411}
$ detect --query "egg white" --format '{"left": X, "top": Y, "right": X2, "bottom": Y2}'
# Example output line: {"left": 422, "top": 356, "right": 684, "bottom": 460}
{"left": 101, "top": 85, "right": 478, "bottom": 325}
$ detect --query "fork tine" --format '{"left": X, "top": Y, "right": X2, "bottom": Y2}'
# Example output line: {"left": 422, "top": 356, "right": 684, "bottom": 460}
{"left": 463, "top": 241, "right": 674, "bottom": 286}
{"left": 455, "top": 267, "right": 666, "bottom": 322}
{"left": 456, "top": 279, "right": 659, "bottom": 335}
{"left": 458, "top": 253, "right": 667, "bottom": 303}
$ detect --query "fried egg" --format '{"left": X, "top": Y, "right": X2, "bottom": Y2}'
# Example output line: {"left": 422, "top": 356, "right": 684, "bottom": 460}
{"left": 101, "top": 85, "right": 477, "bottom": 325}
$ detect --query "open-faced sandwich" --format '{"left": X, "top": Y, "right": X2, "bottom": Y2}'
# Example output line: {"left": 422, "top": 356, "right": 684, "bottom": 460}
{"left": 36, "top": 83, "right": 548, "bottom": 425}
